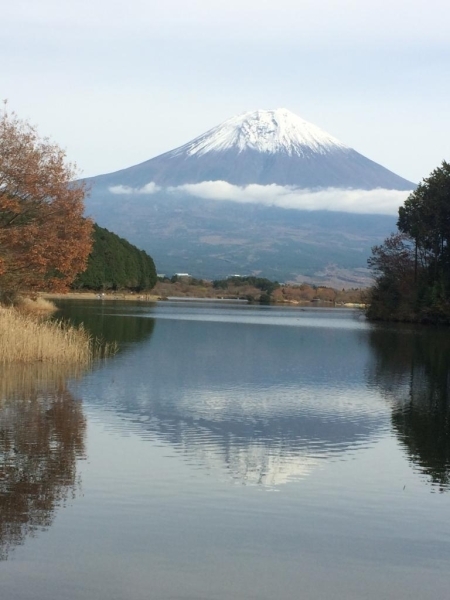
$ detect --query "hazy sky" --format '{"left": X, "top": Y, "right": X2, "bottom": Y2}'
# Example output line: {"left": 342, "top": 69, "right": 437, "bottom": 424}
{"left": 3, "top": 0, "right": 449, "bottom": 182}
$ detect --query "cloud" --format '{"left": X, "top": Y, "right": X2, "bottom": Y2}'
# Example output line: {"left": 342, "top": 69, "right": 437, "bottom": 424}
{"left": 169, "top": 181, "right": 408, "bottom": 215}
{"left": 109, "top": 182, "right": 161, "bottom": 195}
{"left": 109, "top": 179, "right": 409, "bottom": 215}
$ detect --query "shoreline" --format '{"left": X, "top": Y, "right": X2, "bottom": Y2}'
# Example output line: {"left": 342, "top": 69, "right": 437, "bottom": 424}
{"left": 39, "top": 291, "right": 364, "bottom": 309}
{"left": 40, "top": 291, "right": 161, "bottom": 302}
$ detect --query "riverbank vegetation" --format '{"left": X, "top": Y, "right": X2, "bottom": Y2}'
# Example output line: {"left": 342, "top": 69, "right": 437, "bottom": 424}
{"left": 0, "top": 306, "right": 115, "bottom": 364}
{"left": 15, "top": 296, "right": 58, "bottom": 315}
{"left": 154, "top": 275, "right": 364, "bottom": 305}
{"left": 0, "top": 104, "right": 93, "bottom": 304}
{"left": 0, "top": 108, "right": 124, "bottom": 363}
{"left": 367, "top": 161, "right": 450, "bottom": 324}
{"left": 72, "top": 224, "right": 157, "bottom": 292}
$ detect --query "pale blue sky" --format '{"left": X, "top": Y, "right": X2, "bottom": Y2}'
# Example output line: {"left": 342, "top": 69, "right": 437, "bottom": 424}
{"left": 3, "top": 0, "right": 449, "bottom": 182}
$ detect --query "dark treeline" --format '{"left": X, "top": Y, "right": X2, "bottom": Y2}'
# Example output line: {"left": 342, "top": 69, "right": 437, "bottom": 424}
{"left": 73, "top": 224, "right": 157, "bottom": 291}
{"left": 367, "top": 161, "right": 450, "bottom": 324}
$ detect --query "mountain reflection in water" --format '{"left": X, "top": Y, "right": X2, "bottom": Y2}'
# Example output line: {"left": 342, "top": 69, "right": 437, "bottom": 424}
{"left": 63, "top": 301, "right": 450, "bottom": 491}
{"left": 1, "top": 302, "right": 449, "bottom": 600}
{"left": 0, "top": 364, "right": 86, "bottom": 560}
{"left": 367, "top": 326, "right": 450, "bottom": 491}
{"left": 76, "top": 310, "right": 389, "bottom": 486}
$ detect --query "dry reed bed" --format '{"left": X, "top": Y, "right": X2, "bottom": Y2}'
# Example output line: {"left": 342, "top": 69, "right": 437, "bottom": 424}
{"left": 0, "top": 307, "right": 115, "bottom": 364}
{"left": 16, "top": 296, "right": 58, "bottom": 315}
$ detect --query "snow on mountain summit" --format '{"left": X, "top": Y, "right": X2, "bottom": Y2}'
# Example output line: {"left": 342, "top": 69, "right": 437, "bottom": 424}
{"left": 87, "top": 107, "right": 415, "bottom": 191}
{"left": 171, "top": 108, "right": 349, "bottom": 158}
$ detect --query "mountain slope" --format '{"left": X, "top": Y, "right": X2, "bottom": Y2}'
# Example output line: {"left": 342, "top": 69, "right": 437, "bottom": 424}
{"left": 84, "top": 108, "right": 415, "bottom": 284}
{"left": 88, "top": 109, "right": 415, "bottom": 190}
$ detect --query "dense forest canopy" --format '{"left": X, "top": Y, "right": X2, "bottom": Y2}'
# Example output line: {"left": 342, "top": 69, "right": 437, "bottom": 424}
{"left": 73, "top": 224, "right": 157, "bottom": 291}
{"left": 367, "top": 161, "right": 450, "bottom": 323}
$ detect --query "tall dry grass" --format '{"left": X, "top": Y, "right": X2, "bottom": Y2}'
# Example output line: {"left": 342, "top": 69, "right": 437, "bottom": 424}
{"left": 16, "top": 296, "right": 58, "bottom": 315}
{"left": 0, "top": 307, "right": 116, "bottom": 364}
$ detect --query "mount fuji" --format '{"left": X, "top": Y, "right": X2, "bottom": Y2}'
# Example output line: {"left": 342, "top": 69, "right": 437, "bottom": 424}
{"left": 84, "top": 109, "right": 416, "bottom": 285}
{"left": 90, "top": 108, "right": 413, "bottom": 190}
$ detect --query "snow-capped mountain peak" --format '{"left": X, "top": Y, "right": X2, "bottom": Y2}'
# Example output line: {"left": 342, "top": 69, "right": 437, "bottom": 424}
{"left": 171, "top": 108, "right": 349, "bottom": 158}
{"left": 87, "top": 107, "right": 415, "bottom": 191}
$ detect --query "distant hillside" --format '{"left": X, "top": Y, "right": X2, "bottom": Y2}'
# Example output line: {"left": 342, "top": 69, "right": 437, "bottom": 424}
{"left": 85, "top": 193, "right": 397, "bottom": 286}
{"left": 73, "top": 224, "right": 157, "bottom": 291}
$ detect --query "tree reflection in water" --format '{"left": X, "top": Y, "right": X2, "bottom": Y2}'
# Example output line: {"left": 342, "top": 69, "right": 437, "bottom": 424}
{"left": 367, "top": 326, "right": 450, "bottom": 491}
{"left": 0, "top": 364, "right": 86, "bottom": 560}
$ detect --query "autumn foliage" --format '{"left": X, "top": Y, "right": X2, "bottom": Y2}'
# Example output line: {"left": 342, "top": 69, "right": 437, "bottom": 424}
{"left": 0, "top": 106, "right": 93, "bottom": 300}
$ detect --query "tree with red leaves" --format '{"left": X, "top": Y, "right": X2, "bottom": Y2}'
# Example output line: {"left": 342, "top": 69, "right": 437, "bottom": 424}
{"left": 0, "top": 105, "right": 93, "bottom": 301}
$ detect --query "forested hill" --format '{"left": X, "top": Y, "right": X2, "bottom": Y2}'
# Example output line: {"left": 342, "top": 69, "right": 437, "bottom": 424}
{"left": 73, "top": 224, "right": 157, "bottom": 291}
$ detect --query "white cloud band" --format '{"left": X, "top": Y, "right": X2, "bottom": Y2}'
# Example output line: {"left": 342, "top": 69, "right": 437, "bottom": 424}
{"left": 108, "top": 180, "right": 409, "bottom": 215}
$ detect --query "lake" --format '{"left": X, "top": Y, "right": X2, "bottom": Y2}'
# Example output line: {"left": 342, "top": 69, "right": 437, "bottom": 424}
{"left": 1, "top": 300, "right": 449, "bottom": 600}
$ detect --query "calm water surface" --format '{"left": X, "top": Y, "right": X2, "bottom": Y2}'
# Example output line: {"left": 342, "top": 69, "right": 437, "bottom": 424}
{"left": 1, "top": 301, "right": 449, "bottom": 599}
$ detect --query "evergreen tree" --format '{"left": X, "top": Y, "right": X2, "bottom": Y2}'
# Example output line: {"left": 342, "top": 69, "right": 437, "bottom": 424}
{"left": 367, "top": 161, "right": 450, "bottom": 323}
{"left": 73, "top": 225, "right": 157, "bottom": 291}
{"left": 398, "top": 161, "right": 450, "bottom": 286}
